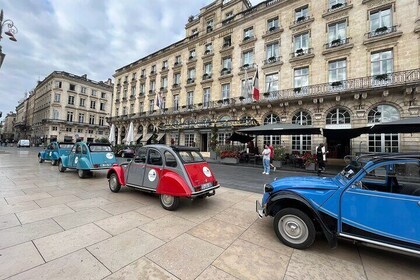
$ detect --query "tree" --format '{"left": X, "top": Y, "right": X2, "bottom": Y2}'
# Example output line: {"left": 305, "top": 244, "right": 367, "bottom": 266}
{"left": 209, "top": 124, "right": 218, "bottom": 151}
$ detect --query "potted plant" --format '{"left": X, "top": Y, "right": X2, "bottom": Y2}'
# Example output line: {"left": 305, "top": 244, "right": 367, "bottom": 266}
{"left": 302, "top": 152, "right": 316, "bottom": 171}
{"left": 273, "top": 146, "right": 285, "bottom": 168}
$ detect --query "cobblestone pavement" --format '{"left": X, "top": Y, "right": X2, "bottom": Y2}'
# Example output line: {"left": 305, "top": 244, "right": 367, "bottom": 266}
{"left": 0, "top": 147, "right": 419, "bottom": 280}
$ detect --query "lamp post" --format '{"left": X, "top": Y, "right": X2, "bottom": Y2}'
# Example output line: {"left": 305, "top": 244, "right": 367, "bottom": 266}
{"left": 0, "top": 9, "right": 18, "bottom": 69}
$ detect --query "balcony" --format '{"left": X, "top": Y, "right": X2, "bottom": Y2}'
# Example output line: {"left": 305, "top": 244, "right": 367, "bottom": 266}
{"left": 290, "top": 48, "right": 314, "bottom": 62}
{"left": 240, "top": 63, "right": 255, "bottom": 72}
{"left": 222, "top": 16, "right": 235, "bottom": 26}
{"left": 202, "top": 73, "right": 212, "bottom": 81}
{"left": 325, "top": 38, "right": 350, "bottom": 49}
{"left": 242, "top": 35, "right": 255, "bottom": 43}
{"left": 189, "top": 32, "right": 199, "bottom": 40}
{"left": 186, "top": 78, "right": 195, "bottom": 85}
{"left": 263, "top": 56, "right": 282, "bottom": 66}
{"left": 220, "top": 68, "right": 232, "bottom": 76}
{"left": 290, "top": 16, "right": 314, "bottom": 28}
{"left": 364, "top": 25, "right": 402, "bottom": 45}
{"left": 173, "top": 62, "right": 182, "bottom": 69}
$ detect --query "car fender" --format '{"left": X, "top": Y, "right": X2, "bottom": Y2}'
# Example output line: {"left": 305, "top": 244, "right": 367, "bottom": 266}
{"left": 107, "top": 165, "right": 126, "bottom": 185}
{"left": 51, "top": 151, "right": 60, "bottom": 160}
{"left": 157, "top": 171, "right": 191, "bottom": 197}
{"left": 60, "top": 155, "right": 69, "bottom": 167}
{"left": 38, "top": 151, "right": 46, "bottom": 159}
{"left": 267, "top": 190, "right": 337, "bottom": 248}
{"left": 77, "top": 157, "right": 92, "bottom": 170}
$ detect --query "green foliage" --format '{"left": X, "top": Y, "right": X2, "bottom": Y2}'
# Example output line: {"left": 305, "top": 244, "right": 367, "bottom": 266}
{"left": 95, "top": 137, "right": 110, "bottom": 144}
{"left": 209, "top": 124, "right": 218, "bottom": 151}
{"left": 273, "top": 146, "right": 286, "bottom": 161}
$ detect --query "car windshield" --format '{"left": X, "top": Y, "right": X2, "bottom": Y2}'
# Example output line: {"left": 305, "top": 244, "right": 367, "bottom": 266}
{"left": 59, "top": 143, "right": 73, "bottom": 149}
{"left": 89, "top": 145, "right": 112, "bottom": 152}
{"left": 177, "top": 151, "right": 205, "bottom": 163}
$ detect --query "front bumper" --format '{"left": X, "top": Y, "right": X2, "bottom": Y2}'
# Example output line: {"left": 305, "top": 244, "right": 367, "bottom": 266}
{"left": 256, "top": 200, "right": 265, "bottom": 218}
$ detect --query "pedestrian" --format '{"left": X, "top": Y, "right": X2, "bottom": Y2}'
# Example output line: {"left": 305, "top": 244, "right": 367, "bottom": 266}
{"left": 262, "top": 144, "right": 271, "bottom": 175}
{"left": 316, "top": 143, "right": 327, "bottom": 176}
{"left": 268, "top": 143, "right": 276, "bottom": 171}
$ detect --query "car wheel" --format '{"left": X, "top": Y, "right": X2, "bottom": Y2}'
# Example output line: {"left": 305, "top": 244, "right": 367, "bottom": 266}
{"left": 38, "top": 155, "right": 44, "bottom": 163}
{"left": 58, "top": 161, "right": 66, "bottom": 172}
{"left": 51, "top": 159, "right": 57, "bottom": 166}
{"left": 78, "top": 169, "right": 87, "bottom": 179}
{"left": 109, "top": 173, "right": 121, "bottom": 193}
{"left": 160, "top": 194, "right": 180, "bottom": 211}
{"left": 273, "top": 208, "right": 316, "bottom": 249}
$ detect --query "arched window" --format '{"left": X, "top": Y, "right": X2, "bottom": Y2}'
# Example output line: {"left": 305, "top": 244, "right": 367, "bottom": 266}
{"left": 147, "top": 124, "right": 154, "bottom": 133}
{"left": 137, "top": 125, "right": 143, "bottom": 134}
{"left": 368, "top": 105, "right": 400, "bottom": 153}
{"left": 292, "top": 111, "right": 312, "bottom": 153}
{"left": 264, "top": 113, "right": 281, "bottom": 145}
{"left": 240, "top": 115, "right": 253, "bottom": 125}
{"left": 326, "top": 108, "right": 350, "bottom": 125}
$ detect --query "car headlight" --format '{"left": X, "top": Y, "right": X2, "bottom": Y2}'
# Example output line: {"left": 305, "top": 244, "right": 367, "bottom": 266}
{"left": 264, "top": 183, "right": 273, "bottom": 193}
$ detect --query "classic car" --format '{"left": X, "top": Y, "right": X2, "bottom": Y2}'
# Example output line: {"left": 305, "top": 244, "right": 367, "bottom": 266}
{"left": 256, "top": 153, "right": 420, "bottom": 256}
{"left": 107, "top": 145, "right": 220, "bottom": 210}
{"left": 38, "top": 142, "right": 73, "bottom": 165}
{"left": 115, "top": 146, "right": 135, "bottom": 158}
{"left": 58, "top": 142, "right": 116, "bottom": 178}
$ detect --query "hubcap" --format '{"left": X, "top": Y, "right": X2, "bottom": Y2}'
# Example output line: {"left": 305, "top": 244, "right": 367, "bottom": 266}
{"left": 78, "top": 170, "right": 83, "bottom": 177}
{"left": 161, "top": 195, "right": 174, "bottom": 207}
{"left": 278, "top": 214, "right": 308, "bottom": 245}
{"left": 110, "top": 176, "right": 117, "bottom": 190}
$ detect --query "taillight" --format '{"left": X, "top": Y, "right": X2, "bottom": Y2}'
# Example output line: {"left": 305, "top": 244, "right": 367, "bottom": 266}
{"left": 93, "top": 164, "right": 99, "bottom": 168}
{"left": 213, "top": 180, "right": 218, "bottom": 186}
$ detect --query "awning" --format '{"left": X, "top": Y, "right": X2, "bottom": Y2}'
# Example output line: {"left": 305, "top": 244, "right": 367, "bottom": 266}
{"left": 367, "top": 117, "right": 420, "bottom": 134}
{"left": 135, "top": 134, "right": 143, "bottom": 142}
{"left": 227, "top": 132, "right": 254, "bottom": 143}
{"left": 238, "top": 123, "right": 321, "bottom": 135}
{"left": 157, "top": 133, "right": 165, "bottom": 141}
{"left": 142, "top": 133, "right": 153, "bottom": 143}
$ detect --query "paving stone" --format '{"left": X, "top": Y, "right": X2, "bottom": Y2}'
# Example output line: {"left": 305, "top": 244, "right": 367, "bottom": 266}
{"left": 136, "top": 203, "right": 171, "bottom": 220}
{"left": 66, "top": 197, "right": 113, "bottom": 211}
{"left": 213, "top": 207, "right": 257, "bottom": 229}
{"left": 0, "top": 242, "right": 44, "bottom": 279}
{"left": 141, "top": 214, "right": 197, "bottom": 242}
{"left": 0, "top": 213, "right": 20, "bottom": 230}
{"left": 0, "top": 201, "right": 39, "bottom": 216}
{"left": 0, "top": 219, "right": 63, "bottom": 249}
{"left": 53, "top": 207, "right": 112, "bottom": 230}
{"left": 95, "top": 211, "right": 152, "bottom": 235}
{"left": 88, "top": 228, "right": 164, "bottom": 272}
{"left": 34, "top": 223, "right": 111, "bottom": 261}
{"left": 99, "top": 200, "right": 145, "bottom": 215}
{"left": 147, "top": 233, "right": 223, "bottom": 280}
{"left": 5, "top": 192, "right": 52, "bottom": 204}
{"left": 35, "top": 194, "right": 81, "bottom": 207}
{"left": 7, "top": 249, "right": 110, "bottom": 280}
{"left": 103, "top": 257, "right": 177, "bottom": 280}
{"left": 196, "top": 265, "right": 239, "bottom": 280}
{"left": 16, "top": 204, "right": 75, "bottom": 224}
{"left": 213, "top": 239, "right": 289, "bottom": 280}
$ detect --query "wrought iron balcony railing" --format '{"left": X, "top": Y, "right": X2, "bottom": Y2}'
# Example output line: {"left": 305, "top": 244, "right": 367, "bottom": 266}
{"left": 263, "top": 56, "right": 282, "bottom": 65}
{"left": 366, "top": 25, "right": 398, "bottom": 39}
{"left": 324, "top": 38, "right": 350, "bottom": 49}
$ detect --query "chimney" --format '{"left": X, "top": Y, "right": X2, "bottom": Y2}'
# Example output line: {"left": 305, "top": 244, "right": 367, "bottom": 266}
{"left": 81, "top": 74, "right": 87, "bottom": 79}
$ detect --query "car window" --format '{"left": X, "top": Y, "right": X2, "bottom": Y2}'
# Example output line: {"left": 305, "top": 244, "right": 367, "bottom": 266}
{"left": 177, "top": 151, "right": 204, "bottom": 163}
{"left": 71, "top": 145, "right": 76, "bottom": 153}
{"left": 89, "top": 145, "right": 112, "bottom": 152}
{"left": 147, "top": 149, "right": 162, "bottom": 166}
{"left": 394, "top": 162, "right": 420, "bottom": 196}
{"left": 136, "top": 148, "right": 147, "bottom": 163}
{"left": 164, "top": 151, "right": 177, "bottom": 168}
{"left": 59, "top": 143, "right": 73, "bottom": 149}
{"left": 75, "top": 145, "right": 82, "bottom": 154}
{"left": 48, "top": 144, "right": 54, "bottom": 150}
{"left": 82, "top": 145, "right": 88, "bottom": 154}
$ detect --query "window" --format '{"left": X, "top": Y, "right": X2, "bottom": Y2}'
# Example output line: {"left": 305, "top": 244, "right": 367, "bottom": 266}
{"left": 263, "top": 114, "right": 281, "bottom": 145}
{"left": 267, "top": 17, "right": 279, "bottom": 31}
{"left": 243, "top": 27, "right": 254, "bottom": 40}
{"left": 99, "top": 117, "right": 104, "bottom": 126}
{"left": 328, "top": 21, "right": 346, "bottom": 46}
{"left": 101, "top": 92, "right": 106, "bottom": 98}
{"left": 188, "top": 68, "right": 196, "bottom": 80}
{"left": 189, "top": 49, "right": 196, "bottom": 60}
{"left": 132, "top": 72, "right": 137, "bottom": 80}
{"left": 79, "top": 98, "right": 85, "bottom": 107}
{"left": 90, "top": 100, "right": 96, "bottom": 109}
{"left": 77, "top": 129, "right": 83, "bottom": 133}
{"left": 222, "top": 84, "right": 230, "bottom": 100}
{"left": 295, "top": 6, "right": 308, "bottom": 21}
{"left": 81, "top": 87, "right": 87, "bottom": 94}
{"left": 326, "top": 108, "right": 350, "bottom": 125}
{"left": 131, "top": 86, "right": 136, "bottom": 96}
{"left": 98, "top": 130, "right": 103, "bottom": 135}
{"left": 149, "top": 100, "right": 154, "bottom": 113}
{"left": 173, "top": 95, "right": 179, "bottom": 111}
{"left": 222, "top": 57, "right": 232, "bottom": 71}
{"left": 187, "top": 91, "right": 194, "bottom": 108}
{"left": 329, "top": 0, "right": 345, "bottom": 10}
{"left": 67, "top": 111, "right": 73, "bottom": 122}
{"left": 54, "top": 93, "right": 61, "bottom": 102}
{"left": 147, "top": 149, "right": 163, "bottom": 166}
{"left": 225, "top": 11, "right": 233, "bottom": 19}
{"left": 294, "top": 67, "right": 309, "bottom": 94}
{"left": 266, "top": 42, "right": 279, "bottom": 61}
{"left": 140, "top": 83, "right": 145, "bottom": 94}
{"left": 242, "top": 50, "right": 254, "bottom": 66}
{"left": 292, "top": 111, "right": 312, "bottom": 154}
{"left": 52, "top": 110, "right": 59, "bottom": 120}
{"left": 329, "top": 59, "right": 346, "bottom": 86}
{"left": 294, "top": 32, "right": 309, "bottom": 54}
{"left": 124, "top": 75, "right": 128, "bottom": 82}
{"left": 204, "top": 43, "right": 212, "bottom": 54}
{"left": 185, "top": 133, "right": 195, "bottom": 147}
{"left": 174, "top": 73, "right": 181, "bottom": 85}
{"left": 139, "top": 102, "right": 144, "bottom": 113}
{"left": 52, "top": 126, "right": 58, "bottom": 131}
{"left": 165, "top": 151, "right": 177, "bottom": 167}
{"left": 122, "top": 106, "right": 127, "bottom": 115}
{"left": 88, "top": 129, "right": 94, "bottom": 134}
{"left": 68, "top": 96, "right": 75, "bottom": 105}
{"left": 69, "top": 84, "right": 76, "bottom": 91}
{"left": 223, "top": 36, "right": 231, "bottom": 48}
{"left": 115, "top": 107, "right": 119, "bottom": 116}
{"left": 150, "top": 80, "right": 156, "bottom": 91}
{"left": 204, "top": 63, "right": 212, "bottom": 76}
{"left": 151, "top": 65, "right": 156, "bottom": 74}
{"left": 100, "top": 102, "right": 105, "bottom": 111}
{"left": 203, "top": 88, "right": 210, "bottom": 108}
{"left": 265, "top": 73, "right": 279, "bottom": 96}
{"left": 55, "top": 81, "right": 62, "bottom": 88}
{"left": 175, "top": 55, "right": 182, "bottom": 65}
{"left": 78, "top": 113, "right": 85, "bottom": 123}
{"left": 66, "top": 127, "right": 72, "bottom": 132}
{"left": 207, "top": 19, "right": 214, "bottom": 32}
{"left": 141, "top": 69, "right": 146, "bottom": 77}
{"left": 241, "top": 77, "right": 253, "bottom": 97}
{"left": 370, "top": 8, "right": 392, "bottom": 33}
{"left": 161, "top": 76, "right": 168, "bottom": 89}
{"left": 162, "top": 60, "right": 168, "bottom": 69}
{"left": 371, "top": 50, "right": 393, "bottom": 76}
{"left": 89, "top": 115, "right": 95, "bottom": 125}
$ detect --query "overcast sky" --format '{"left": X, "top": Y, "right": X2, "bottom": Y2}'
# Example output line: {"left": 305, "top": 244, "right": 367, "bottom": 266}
{"left": 0, "top": 0, "right": 261, "bottom": 121}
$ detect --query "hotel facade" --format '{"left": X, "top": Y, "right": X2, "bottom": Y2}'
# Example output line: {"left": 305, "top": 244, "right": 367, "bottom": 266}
{"left": 109, "top": 0, "right": 420, "bottom": 158}
{"left": 14, "top": 71, "right": 113, "bottom": 144}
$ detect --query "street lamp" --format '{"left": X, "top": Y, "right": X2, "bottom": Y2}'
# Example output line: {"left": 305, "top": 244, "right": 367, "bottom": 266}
{"left": 0, "top": 9, "right": 18, "bottom": 69}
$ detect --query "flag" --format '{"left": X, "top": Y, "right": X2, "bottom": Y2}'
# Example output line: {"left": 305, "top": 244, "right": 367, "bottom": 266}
{"left": 154, "top": 92, "right": 163, "bottom": 110}
{"left": 252, "top": 68, "right": 260, "bottom": 101}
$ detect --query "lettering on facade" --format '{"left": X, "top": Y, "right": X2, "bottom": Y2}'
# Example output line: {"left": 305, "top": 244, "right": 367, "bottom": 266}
{"left": 218, "top": 28, "right": 233, "bottom": 38}
{"left": 324, "top": 11, "right": 348, "bottom": 21}
{"left": 367, "top": 0, "right": 394, "bottom": 8}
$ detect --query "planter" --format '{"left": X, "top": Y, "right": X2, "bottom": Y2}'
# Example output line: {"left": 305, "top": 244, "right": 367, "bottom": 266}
{"left": 273, "top": 160, "right": 282, "bottom": 168}
{"left": 210, "top": 150, "right": 218, "bottom": 160}
{"left": 220, "top": 158, "right": 239, "bottom": 164}
{"left": 305, "top": 162, "right": 316, "bottom": 171}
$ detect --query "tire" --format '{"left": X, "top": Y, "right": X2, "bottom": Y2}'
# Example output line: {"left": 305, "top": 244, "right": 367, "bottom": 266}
{"left": 78, "top": 169, "right": 87, "bottom": 179}
{"left": 58, "top": 161, "right": 66, "bottom": 172}
{"left": 273, "top": 208, "right": 316, "bottom": 249}
{"left": 51, "top": 159, "right": 57, "bottom": 166}
{"left": 160, "top": 194, "right": 180, "bottom": 211}
{"left": 38, "top": 155, "right": 44, "bottom": 163}
{"left": 108, "top": 173, "right": 121, "bottom": 193}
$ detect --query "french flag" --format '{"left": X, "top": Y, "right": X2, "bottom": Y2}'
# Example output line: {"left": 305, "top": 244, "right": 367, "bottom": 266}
{"left": 154, "top": 92, "right": 163, "bottom": 110}
{"left": 252, "top": 68, "right": 260, "bottom": 101}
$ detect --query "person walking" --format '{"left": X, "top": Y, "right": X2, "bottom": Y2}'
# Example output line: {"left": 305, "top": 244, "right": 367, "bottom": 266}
{"left": 262, "top": 144, "right": 271, "bottom": 175}
{"left": 316, "top": 143, "right": 327, "bottom": 176}
{"left": 268, "top": 143, "right": 276, "bottom": 171}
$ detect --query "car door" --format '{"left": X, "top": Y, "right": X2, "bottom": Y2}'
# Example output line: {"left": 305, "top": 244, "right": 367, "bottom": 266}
{"left": 340, "top": 161, "right": 420, "bottom": 249}
{"left": 126, "top": 147, "right": 147, "bottom": 187}
{"left": 143, "top": 148, "right": 163, "bottom": 191}
{"left": 67, "top": 145, "right": 77, "bottom": 167}
{"left": 46, "top": 144, "right": 54, "bottom": 160}
{"left": 71, "top": 144, "right": 82, "bottom": 168}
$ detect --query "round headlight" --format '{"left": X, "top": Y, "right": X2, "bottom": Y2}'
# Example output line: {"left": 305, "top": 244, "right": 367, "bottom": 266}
{"left": 264, "top": 184, "right": 273, "bottom": 193}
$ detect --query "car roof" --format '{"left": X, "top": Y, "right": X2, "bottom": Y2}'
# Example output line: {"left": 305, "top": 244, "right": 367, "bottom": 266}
{"left": 141, "top": 144, "right": 200, "bottom": 153}
{"left": 359, "top": 153, "right": 420, "bottom": 164}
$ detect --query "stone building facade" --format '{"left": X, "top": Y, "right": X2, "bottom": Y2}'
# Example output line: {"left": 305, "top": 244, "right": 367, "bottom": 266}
{"left": 109, "top": 0, "right": 420, "bottom": 158}
{"left": 2, "top": 112, "right": 16, "bottom": 141}
{"left": 17, "top": 71, "right": 114, "bottom": 144}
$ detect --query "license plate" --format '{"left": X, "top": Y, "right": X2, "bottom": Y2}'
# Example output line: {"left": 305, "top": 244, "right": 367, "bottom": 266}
{"left": 201, "top": 182, "right": 213, "bottom": 190}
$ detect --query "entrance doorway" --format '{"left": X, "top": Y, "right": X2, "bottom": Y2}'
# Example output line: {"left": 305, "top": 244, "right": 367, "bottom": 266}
{"left": 201, "top": 133, "right": 208, "bottom": 152}
{"left": 327, "top": 137, "right": 350, "bottom": 159}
